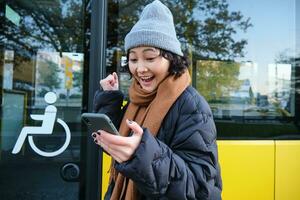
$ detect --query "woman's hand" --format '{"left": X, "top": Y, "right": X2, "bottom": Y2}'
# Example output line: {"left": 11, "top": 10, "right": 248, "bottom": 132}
{"left": 100, "top": 72, "right": 119, "bottom": 91}
{"left": 91, "top": 119, "right": 143, "bottom": 163}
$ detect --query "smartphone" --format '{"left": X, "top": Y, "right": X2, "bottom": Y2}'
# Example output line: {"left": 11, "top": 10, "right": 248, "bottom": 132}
{"left": 81, "top": 113, "right": 120, "bottom": 135}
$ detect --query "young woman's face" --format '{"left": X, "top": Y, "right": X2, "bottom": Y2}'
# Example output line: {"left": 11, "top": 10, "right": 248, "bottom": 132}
{"left": 128, "top": 46, "right": 170, "bottom": 92}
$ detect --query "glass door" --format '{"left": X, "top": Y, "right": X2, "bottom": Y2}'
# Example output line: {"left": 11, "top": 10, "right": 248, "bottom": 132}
{"left": 0, "top": 0, "right": 89, "bottom": 199}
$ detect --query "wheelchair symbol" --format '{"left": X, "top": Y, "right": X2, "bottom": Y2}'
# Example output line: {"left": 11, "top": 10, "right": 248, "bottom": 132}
{"left": 12, "top": 92, "right": 71, "bottom": 157}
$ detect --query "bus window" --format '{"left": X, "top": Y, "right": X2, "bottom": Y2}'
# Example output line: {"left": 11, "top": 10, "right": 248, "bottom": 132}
{"left": 106, "top": 0, "right": 299, "bottom": 140}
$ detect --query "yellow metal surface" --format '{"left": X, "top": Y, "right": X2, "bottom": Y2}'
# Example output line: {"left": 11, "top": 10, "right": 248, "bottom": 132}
{"left": 217, "top": 140, "right": 275, "bottom": 200}
{"left": 275, "top": 141, "right": 300, "bottom": 200}
{"left": 101, "top": 152, "right": 112, "bottom": 200}
{"left": 101, "top": 141, "right": 278, "bottom": 200}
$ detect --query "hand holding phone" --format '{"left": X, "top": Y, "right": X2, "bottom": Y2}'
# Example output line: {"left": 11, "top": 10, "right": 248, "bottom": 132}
{"left": 93, "top": 119, "right": 144, "bottom": 163}
{"left": 81, "top": 113, "right": 119, "bottom": 135}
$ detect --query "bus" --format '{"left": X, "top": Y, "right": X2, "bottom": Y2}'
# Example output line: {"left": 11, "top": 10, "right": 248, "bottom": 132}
{"left": 0, "top": 0, "right": 299, "bottom": 200}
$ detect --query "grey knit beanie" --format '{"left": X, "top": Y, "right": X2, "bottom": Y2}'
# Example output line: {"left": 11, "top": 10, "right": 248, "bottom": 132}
{"left": 125, "top": 0, "right": 183, "bottom": 56}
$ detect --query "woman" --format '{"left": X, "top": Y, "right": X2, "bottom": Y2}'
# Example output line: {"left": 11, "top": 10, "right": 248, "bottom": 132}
{"left": 92, "top": 1, "right": 222, "bottom": 199}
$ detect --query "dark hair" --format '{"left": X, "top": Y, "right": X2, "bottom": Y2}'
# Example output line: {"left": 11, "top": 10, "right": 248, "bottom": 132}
{"left": 124, "top": 48, "right": 190, "bottom": 78}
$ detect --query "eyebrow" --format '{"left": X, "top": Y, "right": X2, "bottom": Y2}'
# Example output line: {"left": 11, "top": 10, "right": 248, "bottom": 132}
{"left": 129, "top": 48, "right": 158, "bottom": 54}
{"left": 143, "top": 48, "right": 157, "bottom": 53}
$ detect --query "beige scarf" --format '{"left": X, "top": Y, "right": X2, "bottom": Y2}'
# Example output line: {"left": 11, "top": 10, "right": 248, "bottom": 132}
{"left": 110, "top": 70, "right": 191, "bottom": 200}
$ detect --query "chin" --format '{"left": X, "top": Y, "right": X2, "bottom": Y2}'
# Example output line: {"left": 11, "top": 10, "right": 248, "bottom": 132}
{"left": 143, "top": 88, "right": 153, "bottom": 92}
{"left": 141, "top": 86, "right": 153, "bottom": 92}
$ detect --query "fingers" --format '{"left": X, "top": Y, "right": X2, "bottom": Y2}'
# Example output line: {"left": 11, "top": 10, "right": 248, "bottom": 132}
{"left": 92, "top": 130, "right": 131, "bottom": 151}
{"left": 99, "top": 72, "right": 119, "bottom": 90}
{"left": 112, "top": 72, "right": 118, "bottom": 84}
{"left": 107, "top": 74, "right": 115, "bottom": 84}
{"left": 91, "top": 131, "right": 131, "bottom": 163}
{"left": 99, "top": 74, "right": 114, "bottom": 90}
{"left": 126, "top": 119, "right": 143, "bottom": 136}
{"left": 100, "top": 139, "right": 123, "bottom": 163}
{"left": 112, "top": 72, "right": 119, "bottom": 90}
{"left": 90, "top": 121, "right": 143, "bottom": 163}
{"left": 99, "top": 135, "right": 132, "bottom": 163}
{"left": 99, "top": 130, "right": 130, "bottom": 145}
{"left": 91, "top": 131, "right": 101, "bottom": 145}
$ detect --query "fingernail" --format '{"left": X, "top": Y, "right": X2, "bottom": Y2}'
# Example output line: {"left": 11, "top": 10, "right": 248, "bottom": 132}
{"left": 94, "top": 139, "right": 98, "bottom": 144}
{"left": 92, "top": 133, "right": 96, "bottom": 138}
{"left": 97, "top": 131, "right": 101, "bottom": 135}
{"left": 128, "top": 120, "right": 133, "bottom": 124}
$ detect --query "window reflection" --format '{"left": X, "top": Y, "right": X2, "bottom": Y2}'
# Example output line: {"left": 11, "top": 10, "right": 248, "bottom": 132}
{"left": 106, "top": 0, "right": 299, "bottom": 138}
{"left": 0, "top": 0, "right": 87, "bottom": 158}
{"left": 35, "top": 51, "right": 83, "bottom": 107}
{"left": 0, "top": 0, "right": 88, "bottom": 199}
{"left": 196, "top": 60, "right": 295, "bottom": 118}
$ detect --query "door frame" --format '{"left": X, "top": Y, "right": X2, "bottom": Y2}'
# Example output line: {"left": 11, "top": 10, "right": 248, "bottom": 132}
{"left": 83, "top": 0, "right": 108, "bottom": 200}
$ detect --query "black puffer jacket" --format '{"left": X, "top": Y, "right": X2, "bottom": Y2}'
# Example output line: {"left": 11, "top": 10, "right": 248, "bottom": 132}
{"left": 93, "top": 86, "right": 222, "bottom": 200}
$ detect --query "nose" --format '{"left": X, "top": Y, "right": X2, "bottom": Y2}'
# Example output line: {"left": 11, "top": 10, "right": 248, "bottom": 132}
{"left": 136, "top": 62, "right": 148, "bottom": 73}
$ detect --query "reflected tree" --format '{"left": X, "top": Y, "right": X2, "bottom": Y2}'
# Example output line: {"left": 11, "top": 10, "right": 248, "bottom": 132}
{"left": 0, "top": 0, "right": 86, "bottom": 101}
{"left": 73, "top": 63, "right": 83, "bottom": 92}
{"left": 197, "top": 60, "right": 242, "bottom": 101}
{"left": 107, "top": 0, "right": 252, "bottom": 99}
{"left": 2, "top": 0, "right": 84, "bottom": 56}
{"left": 37, "top": 60, "right": 62, "bottom": 97}
{"left": 108, "top": 0, "right": 252, "bottom": 60}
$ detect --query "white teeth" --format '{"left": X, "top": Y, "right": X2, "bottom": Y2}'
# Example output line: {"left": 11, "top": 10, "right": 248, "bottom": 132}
{"left": 140, "top": 76, "right": 152, "bottom": 80}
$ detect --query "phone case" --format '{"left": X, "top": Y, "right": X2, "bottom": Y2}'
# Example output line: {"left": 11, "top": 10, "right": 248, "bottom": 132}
{"left": 81, "top": 113, "right": 119, "bottom": 135}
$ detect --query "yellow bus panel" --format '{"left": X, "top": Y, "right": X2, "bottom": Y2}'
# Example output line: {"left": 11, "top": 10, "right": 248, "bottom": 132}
{"left": 275, "top": 141, "right": 300, "bottom": 200}
{"left": 217, "top": 141, "right": 275, "bottom": 200}
{"left": 102, "top": 153, "right": 112, "bottom": 200}
{"left": 102, "top": 141, "right": 277, "bottom": 200}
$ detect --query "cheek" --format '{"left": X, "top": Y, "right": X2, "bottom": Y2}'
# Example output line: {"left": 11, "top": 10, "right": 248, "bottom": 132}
{"left": 128, "top": 64, "right": 136, "bottom": 74}
{"left": 157, "top": 64, "right": 170, "bottom": 78}
{"left": 157, "top": 72, "right": 168, "bottom": 80}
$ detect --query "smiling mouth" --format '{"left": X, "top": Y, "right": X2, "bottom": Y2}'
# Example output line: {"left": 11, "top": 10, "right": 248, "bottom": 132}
{"left": 140, "top": 76, "right": 154, "bottom": 83}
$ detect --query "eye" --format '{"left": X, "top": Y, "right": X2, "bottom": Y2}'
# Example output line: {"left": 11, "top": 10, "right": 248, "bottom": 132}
{"left": 146, "top": 57, "right": 156, "bottom": 62}
{"left": 129, "top": 58, "right": 137, "bottom": 63}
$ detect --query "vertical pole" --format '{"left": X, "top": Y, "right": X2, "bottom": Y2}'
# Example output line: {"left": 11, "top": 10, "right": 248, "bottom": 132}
{"left": 85, "top": 0, "right": 107, "bottom": 200}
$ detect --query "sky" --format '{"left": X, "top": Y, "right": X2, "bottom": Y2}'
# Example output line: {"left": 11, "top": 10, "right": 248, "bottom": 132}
{"left": 297, "top": 0, "right": 300, "bottom": 54}
{"left": 228, "top": 0, "right": 296, "bottom": 94}
{"left": 229, "top": 0, "right": 296, "bottom": 63}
